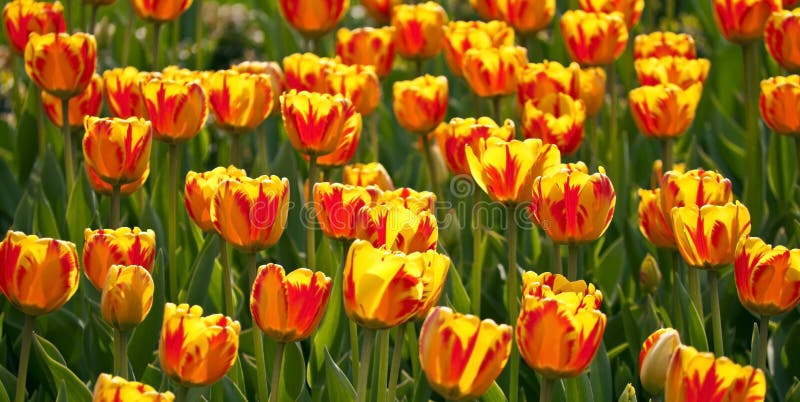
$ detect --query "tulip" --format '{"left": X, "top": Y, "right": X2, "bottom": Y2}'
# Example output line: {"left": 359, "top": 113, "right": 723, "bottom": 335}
{"left": 766, "top": 9, "right": 800, "bottom": 71}
{"left": 184, "top": 166, "right": 248, "bottom": 232}
{"left": 326, "top": 64, "right": 381, "bottom": 116}
{"left": 24, "top": 32, "right": 96, "bottom": 99}
{"left": 521, "top": 93, "right": 586, "bottom": 156}
{"left": 86, "top": 165, "right": 149, "bottom": 197}
{"left": 391, "top": 2, "right": 448, "bottom": 61}
{"left": 640, "top": 254, "right": 662, "bottom": 294}
{"left": 434, "top": 117, "right": 516, "bottom": 176}
{"left": 159, "top": 303, "right": 240, "bottom": 387}
{"left": 281, "top": 90, "right": 350, "bottom": 157}
{"left": 579, "top": 67, "right": 607, "bottom": 117}
{"left": 760, "top": 75, "right": 800, "bottom": 135}
{"left": 665, "top": 346, "right": 766, "bottom": 402}
{"left": 277, "top": 0, "right": 348, "bottom": 38}
{"left": 92, "top": 373, "right": 174, "bottom": 402}
{"left": 672, "top": 202, "right": 751, "bottom": 270}
{"left": 344, "top": 162, "right": 395, "bottom": 190}
{"left": 2, "top": 0, "right": 65, "bottom": 54}
{"left": 442, "top": 20, "right": 515, "bottom": 78}
{"left": 635, "top": 56, "right": 711, "bottom": 89}
{"left": 317, "top": 104, "right": 362, "bottom": 168}
{"left": 314, "top": 182, "right": 381, "bottom": 241}
{"left": 282, "top": 53, "right": 337, "bottom": 93}
{"left": 496, "top": 0, "right": 556, "bottom": 34}
{"left": 379, "top": 187, "right": 437, "bottom": 213}
{"left": 639, "top": 328, "right": 681, "bottom": 395}
{"left": 462, "top": 46, "right": 528, "bottom": 98}
{"left": 634, "top": 32, "right": 697, "bottom": 60}
{"left": 521, "top": 271, "right": 603, "bottom": 305}
{"left": 660, "top": 169, "right": 733, "bottom": 215}
{"left": 471, "top": 0, "right": 502, "bottom": 20}
{"left": 42, "top": 73, "right": 102, "bottom": 131}
{"left": 393, "top": 75, "right": 448, "bottom": 134}
{"left": 335, "top": 27, "right": 396, "bottom": 78}
{"left": 419, "top": 307, "right": 512, "bottom": 401}
{"left": 712, "top": 0, "right": 781, "bottom": 44}
{"left": 231, "top": 61, "right": 285, "bottom": 106}
{"left": 579, "top": 0, "right": 645, "bottom": 29}
{"left": 361, "top": 0, "right": 401, "bottom": 23}
{"left": 141, "top": 78, "right": 207, "bottom": 144}
{"left": 83, "top": 227, "right": 156, "bottom": 290}
{"left": 103, "top": 67, "right": 154, "bottom": 118}
{"left": 82, "top": 116, "right": 152, "bottom": 188}
{"left": 650, "top": 159, "right": 686, "bottom": 189}
{"left": 638, "top": 188, "right": 675, "bottom": 249}
{"left": 160, "top": 65, "right": 200, "bottom": 83}
{"left": 132, "top": 0, "right": 193, "bottom": 22}
{"left": 100, "top": 265, "right": 154, "bottom": 331}
{"left": 560, "top": 11, "right": 629, "bottom": 66}
{"left": 356, "top": 203, "right": 439, "bottom": 254}
{"left": 517, "top": 60, "right": 581, "bottom": 108}
{"left": 629, "top": 83, "right": 703, "bottom": 139}
{"left": 206, "top": 70, "right": 274, "bottom": 133}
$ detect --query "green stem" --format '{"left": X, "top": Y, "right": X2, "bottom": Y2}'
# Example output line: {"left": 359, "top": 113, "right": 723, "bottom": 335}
{"left": 709, "top": 271, "right": 724, "bottom": 356}
{"left": 256, "top": 125, "right": 270, "bottom": 175}
{"left": 152, "top": 23, "right": 162, "bottom": 70}
{"left": 113, "top": 328, "right": 128, "bottom": 378}
{"left": 194, "top": 0, "right": 204, "bottom": 70}
{"left": 507, "top": 204, "right": 519, "bottom": 402}
{"left": 386, "top": 324, "right": 406, "bottom": 402}
{"left": 88, "top": 5, "right": 98, "bottom": 34}
{"left": 174, "top": 385, "right": 188, "bottom": 402}
{"left": 491, "top": 96, "right": 502, "bottom": 122}
{"left": 65, "top": 0, "right": 73, "bottom": 31}
{"left": 109, "top": 184, "right": 121, "bottom": 228}
{"left": 666, "top": 0, "right": 676, "bottom": 24}
{"left": 355, "top": 329, "right": 376, "bottom": 402}
{"left": 757, "top": 315, "right": 769, "bottom": 371}
{"left": 539, "top": 378, "right": 554, "bottom": 402}
{"left": 567, "top": 243, "right": 578, "bottom": 281}
{"left": 376, "top": 331, "right": 390, "bottom": 402}
{"left": 220, "top": 237, "right": 235, "bottom": 318}
{"left": 471, "top": 187, "right": 483, "bottom": 315}
{"left": 167, "top": 143, "right": 180, "bottom": 301}
{"left": 688, "top": 267, "right": 704, "bottom": 322}
{"left": 589, "top": 116, "right": 599, "bottom": 170}
{"left": 415, "top": 59, "right": 423, "bottom": 77}
{"left": 230, "top": 134, "right": 241, "bottom": 167}
{"left": 662, "top": 138, "right": 674, "bottom": 173}
{"left": 269, "top": 342, "right": 286, "bottom": 402}
{"left": 122, "top": 1, "right": 134, "bottom": 66}
{"left": 307, "top": 155, "right": 318, "bottom": 269}
{"left": 370, "top": 113, "right": 379, "bottom": 162}
{"left": 13, "top": 316, "right": 33, "bottom": 402}
{"left": 349, "top": 320, "right": 360, "bottom": 381}
{"left": 671, "top": 251, "right": 681, "bottom": 326}
{"left": 420, "top": 133, "right": 441, "bottom": 199}
{"left": 742, "top": 42, "right": 764, "bottom": 229}
{"left": 607, "top": 64, "right": 619, "bottom": 176}
{"left": 62, "top": 97, "right": 75, "bottom": 196}
{"left": 249, "top": 253, "right": 270, "bottom": 402}
{"left": 553, "top": 243, "right": 562, "bottom": 276}
{"left": 567, "top": 0, "right": 578, "bottom": 10}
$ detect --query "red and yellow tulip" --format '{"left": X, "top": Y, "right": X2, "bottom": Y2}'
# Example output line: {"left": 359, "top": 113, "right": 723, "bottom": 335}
{"left": 86, "top": 165, "right": 149, "bottom": 197}
{"left": 132, "top": 0, "right": 193, "bottom": 22}
{"left": 103, "top": 67, "right": 155, "bottom": 119}
{"left": 638, "top": 188, "right": 676, "bottom": 249}
{"left": 335, "top": 27, "right": 396, "bottom": 78}
{"left": 579, "top": 67, "right": 607, "bottom": 117}
{"left": 393, "top": 75, "right": 449, "bottom": 134}
{"left": 560, "top": 11, "right": 629, "bottom": 66}
{"left": 316, "top": 104, "right": 362, "bottom": 168}
{"left": 521, "top": 94, "right": 586, "bottom": 156}
{"left": 635, "top": 57, "right": 711, "bottom": 89}
{"left": 634, "top": 32, "right": 697, "bottom": 60}
{"left": 326, "top": 63, "right": 381, "bottom": 116}
{"left": 92, "top": 374, "right": 174, "bottom": 402}
{"left": 277, "top": 0, "right": 349, "bottom": 38}
{"left": 82, "top": 116, "right": 152, "bottom": 187}
{"left": 282, "top": 53, "right": 338, "bottom": 93}
{"left": 760, "top": 75, "right": 800, "bottom": 135}
{"left": 629, "top": 83, "right": 703, "bottom": 139}
{"left": 281, "top": 90, "right": 351, "bottom": 156}
{"left": 82, "top": 227, "right": 156, "bottom": 290}
{"left": 639, "top": 328, "right": 682, "bottom": 395}
{"left": 434, "top": 117, "right": 516, "bottom": 176}
{"left": 184, "top": 166, "right": 248, "bottom": 232}
{"left": 379, "top": 187, "right": 437, "bottom": 213}
{"left": 343, "top": 162, "right": 395, "bottom": 190}
{"left": 100, "top": 265, "right": 154, "bottom": 331}
{"left": 735, "top": 237, "right": 800, "bottom": 317}
{"left": 24, "top": 32, "right": 97, "bottom": 99}
{"left": 471, "top": 0, "right": 501, "bottom": 20}
{"left": 391, "top": 2, "right": 449, "bottom": 60}
{"left": 517, "top": 60, "right": 581, "bottom": 108}
{"left": 462, "top": 46, "right": 528, "bottom": 98}
{"left": 360, "top": 0, "right": 401, "bottom": 23}
{"left": 712, "top": 0, "right": 781, "bottom": 44}
{"left": 665, "top": 346, "right": 766, "bottom": 402}
{"left": 442, "top": 20, "right": 514, "bottom": 77}
{"left": 766, "top": 9, "right": 800, "bottom": 71}
{"left": 141, "top": 78, "right": 208, "bottom": 144}
{"left": 3, "top": 0, "right": 65, "bottom": 54}
{"left": 496, "top": 0, "right": 556, "bottom": 34}
{"left": 42, "top": 73, "right": 103, "bottom": 130}
{"left": 231, "top": 61, "right": 285, "bottom": 107}
{"left": 314, "top": 182, "right": 381, "bottom": 240}
{"left": 671, "top": 202, "right": 752, "bottom": 269}
{"left": 579, "top": 0, "right": 645, "bottom": 29}
{"left": 206, "top": 70, "right": 274, "bottom": 133}
{"left": 356, "top": 203, "right": 439, "bottom": 254}
{"left": 660, "top": 169, "right": 733, "bottom": 214}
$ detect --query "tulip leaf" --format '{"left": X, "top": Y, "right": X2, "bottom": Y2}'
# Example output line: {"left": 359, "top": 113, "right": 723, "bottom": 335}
{"left": 411, "top": 373, "right": 431, "bottom": 402}
{"left": 589, "top": 341, "right": 612, "bottom": 402}
{"left": 480, "top": 381, "right": 507, "bottom": 402}
{"left": 209, "top": 375, "right": 247, "bottom": 402}
{"left": 15, "top": 89, "right": 39, "bottom": 185}
{"left": 34, "top": 190, "right": 61, "bottom": 238}
{"left": 308, "top": 256, "right": 346, "bottom": 390}
{"left": 784, "top": 378, "right": 800, "bottom": 402}
{"left": 564, "top": 373, "right": 594, "bottom": 402}
{"left": 0, "top": 157, "right": 21, "bottom": 223}
{"left": 32, "top": 336, "right": 91, "bottom": 402}
{"left": 65, "top": 166, "right": 98, "bottom": 245}
{"left": 183, "top": 233, "right": 220, "bottom": 308}
{"left": 275, "top": 341, "right": 305, "bottom": 402}
{"left": 40, "top": 147, "right": 66, "bottom": 221}
{"left": 323, "top": 348, "right": 355, "bottom": 401}
{"left": 675, "top": 277, "right": 709, "bottom": 352}
{"left": 595, "top": 238, "right": 625, "bottom": 306}
{"left": 447, "top": 262, "right": 471, "bottom": 314}
{"left": 12, "top": 189, "right": 35, "bottom": 234}
{"left": 0, "top": 375, "right": 9, "bottom": 402}
{"left": 128, "top": 252, "right": 166, "bottom": 379}
{"left": 55, "top": 380, "right": 68, "bottom": 402}
{"left": 766, "top": 133, "right": 798, "bottom": 208}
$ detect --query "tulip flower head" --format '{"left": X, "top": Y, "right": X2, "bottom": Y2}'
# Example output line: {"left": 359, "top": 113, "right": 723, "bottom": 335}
{"left": 639, "top": 328, "right": 681, "bottom": 395}
{"left": 635, "top": 56, "right": 711, "bottom": 89}
{"left": 86, "top": 165, "right": 149, "bottom": 197}
{"left": 132, "top": 0, "right": 193, "bottom": 23}
{"left": 579, "top": 67, "right": 607, "bottom": 117}
{"left": 159, "top": 303, "right": 240, "bottom": 387}
{"left": 82, "top": 116, "right": 153, "bottom": 188}
{"left": 496, "top": 0, "right": 556, "bottom": 34}
{"left": 92, "top": 374, "right": 174, "bottom": 402}
{"left": 3, "top": 0, "right": 66, "bottom": 54}
{"left": 521, "top": 271, "right": 604, "bottom": 306}
{"left": 517, "top": 60, "right": 581, "bottom": 108}
{"left": 283, "top": 52, "right": 339, "bottom": 93}
{"left": 344, "top": 162, "right": 395, "bottom": 190}
{"left": 206, "top": 69, "right": 274, "bottom": 134}
{"left": 760, "top": 75, "right": 800, "bottom": 135}
{"left": 314, "top": 182, "right": 381, "bottom": 241}
{"left": 393, "top": 75, "right": 449, "bottom": 134}
{"left": 712, "top": 0, "right": 781, "bottom": 44}
{"left": 25, "top": 32, "right": 97, "bottom": 100}
{"left": 629, "top": 83, "right": 703, "bottom": 139}
{"left": 336, "top": 27, "right": 396, "bottom": 78}
{"left": 660, "top": 168, "right": 733, "bottom": 216}
{"left": 356, "top": 203, "right": 439, "bottom": 254}
{"left": 471, "top": 0, "right": 502, "bottom": 20}
{"left": 391, "top": 2, "right": 449, "bottom": 60}
{"left": 665, "top": 345, "right": 766, "bottom": 402}
{"left": 443, "top": 20, "right": 515, "bottom": 77}
{"left": 100, "top": 265, "right": 154, "bottom": 331}
{"left": 316, "top": 104, "right": 362, "bottom": 168}
{"left": 671, "top": 202, "right": 752, "bottom": 269}
{"left": 560, "top": 11, "right": 629, "bottom": 66}
{"left": 326, "top": 63, "right": 381, "bottom": 116}
{"left": 521, "top": 93, "right": 586, "bottom": 155}
{"left": 250, "top": 263, "right": 332, "bottom": 343}
{"left": 579, "top": 0, "right": 645, "bottom": 29}
{"left": 419, "top": 307, "right": 512, "bottom": 401}
{"left": 634, "top": 32, "right": 697, "bottom": 60}
{"left": 434, "top": 117, "right": 516, "bottom": 176}
{"left": 42, "top": 73, "right": 103, "bottom": 131}
{"left": 103, "top": 67, "right": 156, "bottom": 118}
{"left": 185, "top": 166, "right": 248, "bottom": 232}
{"left": 83, "top": 227, "right": 156, "bottom": 290}
{"left": 638, "top": 188, "right": 676, "bottom": 248}
{"left": 360, "top": 0, "right": 401, "bottom": 23}
{"left": 231, "top": 61, "right": 285, "bottom": 106}
{"left": 281, "top": 90, "right": 351, "bottom": 157}
{"left": 379, "top": 187, "right": 437, "bottom": 214}
{"left": 141, "top": 78, "right": 208, "bottom": 144}
{"left": 277, "top": 0, "right": 349, "bottom": 38}
{"left": 735, "top": 237, "right": 800, "bottom": 317}
{"left": 766, "top": 9, "right": 800, "bottom": 71}
{"left": 462, "top": 46, "right": 528, "bottom": 98}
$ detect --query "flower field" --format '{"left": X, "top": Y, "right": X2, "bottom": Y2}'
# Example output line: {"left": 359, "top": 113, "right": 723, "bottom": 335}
{"left": 1, "top": 0, "right": 800, "bottom": 401}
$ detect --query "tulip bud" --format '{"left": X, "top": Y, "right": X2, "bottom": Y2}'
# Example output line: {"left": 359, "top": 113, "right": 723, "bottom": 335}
{"left": 391, "top": 2, "right": 448, "bottom": 60}
{"left": 639, "top": 254, "right": 662, "bottom": 294}
{"left": 497, "top": 0, "right": 556, "bottom": 34}
{"left": 712, "top": 0, "right": 781, "bottom": 44}
{"left": 206, "top": 70, "right": 274, "bottom": 134}
{"left": 618, "top": 384, "right": 637, "bottom": 402}
{"left": 443, "top": 21, "right": 514, "bottom": 78}
{"left": 335, "top": 27, "right": 396, "bottom": 78}
{"left": 639, "top": 328, "right": 681, "bottom": 395}
{"left": 2, "top": 0, "right": 66, "bottom": 54}
{"left": 560, "top": 11, "right": 628, "bottom": 66}
{"left": 24, "top": 32, "right": 97, "bottom": 100}
{"left": 100, "top": 265, "right": 154, "bottom": 331}
{"left": 83, "top": 116, "right": 153, "bottom": 188}
{"left": 735, "top": 237, "right": 800, "bottom": 317}
{"left": 672, "top": 202, "right": 751, "bottom": 269}
{"left": 83, "top": 227, "right": 156, "bottom": 290}
{"left": 277, "top": 0, "right": 348, "bottom": 38}
{"left": 281, "top": 90, "right": 351, "bottom": 156}
{"left": 141, "top": 78, "right": 208, "bottom": 144}
{"left": 760, "top": 75, "right": 800, "bottom": 136}
{"left": 393, "top": 75, "right": 448, "bottom": 134}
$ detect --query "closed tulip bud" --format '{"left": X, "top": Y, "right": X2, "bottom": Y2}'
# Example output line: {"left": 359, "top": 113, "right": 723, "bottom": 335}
{"left": 83, "top": 227, "right": 156, "bottom": 290}
{"left": 660, "top": 169, "right": 733, "bottom": 215}
{"left": 392, "top": 2, "right": 448, "bottom": 60}
{"left": 471, "top": 0, "right": 502, "bottom": 20}
{"left": 82, "top": 116, "right": 152, "bottom": 187}
{"left": 0, "top": 231, "right": 79, "bottom": 316}
{"left": 634, "top": 32, "right": 697, "bottom": 60}
{"left": 326, "top": 64, "right": 381, "bottom": 116}
{"left": 735, "top": 237, "right": 800, "bottom": 317}
{"left": 635, "top": 57, "right": 711, "bottom": 89}
{"left": 336, "top": 27, "right": 396, "bottom": 78}
{"left": 93, "top": 374, "right": 174, "bottom": 401}
{"left": 434, "top": 117, "right": 516, "bottom": 176}
{"left": 518, "top": 60, "right": 581, "bottom": 108}
{"left": 639, "top": 328, "right": 681, "bottom": 395}
{"left": 638, "top": 188, "right": 675, "bottom": 248}
{"left": 42, "top": 73, "right": 102, "bottom": 130}
{"left": 142, "top": 78, "right": 208, "bottom": 144}
{"left": 462, "top": 46, "right": 528, "bottom": 98}
{"left": 497, "top": 0, "right": 556, "bottom": 34}
{"left": 561, "top": 11, "right": 628, "bottom": 66}
{"left": 467, "top": 138, "right": 561, "bottom": 204}
{"left": 629, "top": 83, "right": 703, "bottom": 139}
{"left": 283, "top": 53, "right": 338, "bottom": 93}
{"left": 357, "top": 203, "right": 439, "bottom": 254}
{"left": 277, "top": 0, "right": 348, "bottom": 38}
{"left": 281, "top": 90, "right": 350, "bottom": 156}
{"left": 231, "top": 61, "right": 285, "bottom": 107}
{"left": 393, "top": 75, "right": 448, "bottom": 134}
{"left": 86, "top": 165, "right": 149, "bottom": 197}
{"left": 760, "top": 75, "right": 800, "bottom": 135}
{"left": 103, "top": 67, "right": 154, "bottom": 118}
{"left": 211, "top": 175, "right": 290, "bottom": 252}
{"left": 314, "top": 182, "right": 381, "bottom": 240}
{"left": 206, "top": 70, "right": 273, "bottom": 133}
{"left": 184, "top": 166, "right": 248, "bottom": 232}
{"left": 159, "top": 303, "right": 240, "bottom": 387}
{"left": 3, "top": 0, "right": 66, "bottom": 54}
{"left": 639, "top": 254, "right": 662, "bottom": 294}
{"left": 419, "top": 307, "right": 512, "bottom": 401}
{"left": 344, "top": 162, "right": 395, "bottom": 190}
{"left": 522, "top": 271, "right": 604, "bottom": 306}
{"left": 443, "top": 20, "right": 515, "bottom": 77}
{"left": 665, "top": 346, "right": 766, "bottom": 402}
{"left": 361, "top": 0, "right": 401, "bottom": 23}
{"left": 132, "top": 0, "right": 193, "bottom": 23}
{"left": 379, "top": 187, "right": 437, "bottom": 214}
{"left": 619, "top": 384, "right": 637, "bottom": 402}
{"left": 712, "top": 0, "right": 781, "bottom": 44}
{"left": 344, "top": 240, "right": 449, "bottom": 329}
{"left": 530, "top": 165, "right": 616, "bottom": 244}
{"left": 579, "top": 0, "right": 644, "bottom": 29}
{"left": 100, "top": 265, "right": 154, "bottom": 331}
{"left": 517, "top": 286, "right": 607, "bottom": 379}
{"left": 316, "top": 104, "right": 362, "bottom": 168}
{"left": 522, "top": 94, "right": 586, "bottom": 156}
{"left": 579, "top": 67, "right": 607, "bottom": 117}
{"left": 250, "top": 263, "right": 332, "bottom": 342}
{"left": 672, "top": 202, "right": 752, "bottom": 269}
{"left": 25, "top": 32, "right": 97, "bottom": 99}
{"left": 767, "top": 9, "right": 800, "bottom": 71}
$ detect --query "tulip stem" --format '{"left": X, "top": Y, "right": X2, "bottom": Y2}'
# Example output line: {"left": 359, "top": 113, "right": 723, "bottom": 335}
{"left": 109, "top": 184, "right": 121, "bottom": 228}
{"left": 13, "top": 316, "right": 33, "bottom": 402}
{"left": 249, "top": 253, "right": 270, "bottom": 402}
{"left": 589, "top": 116, "right": 599, "bottom": 170}
{"left": 506, "top": 204, "right": 520, "bottom": 402}
{"left": 113, "top": 328, "right": 128, "bottom": 379}
{"left": 666, "top": 0, "right": 676, "bottom": 24}
{"left": 539, "top": 378, "right": 554, "bottom": 402}
{"left": 661, "top": 138, "right": 674, "bottom": 174}
{"left": 269, "top": 342, "right": 285, "bottom": 402}
{"left": 420, "top": 133, "right": 441, "bottom": 200}
{"left": 553, "top": 243, "right": 562, "bottom": 276}
{"left": 307, "top": 155, "right": 318, "bottom": 269}
{"left": 355, "top": 329, "right": 376, "bottom": 402}
{"left": 167, "top": 143, "right": 180, "bottom": 301}
{"left": 415, "top": 60, "right": 423, "bottom": 77}
{"left": 152, "top": 23, "right": 162, "bottom": 70}
{"left": 671, "top": 252, "right": 682, "bottom": 328}
{"left": 230, "top": 134, "right": 241, "bottom": 167}
{"left": 386, "top": 324, "right": 407, "bottom": 402}
{"left": 195, "top": 0, "right": 204, "bottom": 70}
{"left": 88, "top": 5, "right": 98, "bottom": 34}
{"left": 606, "top": 64, "right": 620, "bottom": 182}
{"left": 377, "top": 331, "right": 390, "bottom": 402}
{"left": 471, "top": 187, "right": 484, "bottom": 315}
{"left": 742, "top": 41, "right": 764, "bottom": 229}
{"left": 688, "top": 267, "right": 703, "bottom": 323}
{"left": 757, "top": 315, "right": 769, "bottom": 370}
{"left": 220, "top": 237, "right": 235, "bottom": 318}
{"left": 567, "top": 243, "right": 578, "bottom": 281}
{"left": 62, "top": 98, "right": 75, "bottom": 196}
{"left": 122, "top": 1, "right": 134, "bottom": 65}
{"left": 256, "top": 125, "right": 270, "bottom": 175}
{"left": 708, "top": 271, "right": 724, "bottom": 356}
{"left": 349, "top": 320, "right": 360, "bottom": 381}
{"left": 370, "top": 113, "right": 379, "bottom": 162}
{"left": 491, "top": 96, "right": 502, "bottom": 122}
{"left": 174, "top": 385, "right": 188, "bottom": 402}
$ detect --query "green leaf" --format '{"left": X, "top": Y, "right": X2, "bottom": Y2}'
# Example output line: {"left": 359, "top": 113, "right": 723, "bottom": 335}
{"left": 480, "top": 381, "right": 507, "bottom": 402}
{"left": 564, "top": 373, "right": 594, "bottom": 402}
{"left": 595, "top": 238, "right": 625, "bottom": 305}
{"left": 34, "top": 191, "right": 60, "bottom": 238}
{"left": 279, "top": 342, "right": 306, "bottom": 402}
{"left": 0, "top": 374, "right": 9, "bottom": 402}
{"left": 32, "top": 336, "right": 92, "bottom": 402}
{"left": 55, "top": 380, "right": 68, "bottom": 402}
{"left": 589, "top": 341, "right": 612, "bottom": 402}
{"left": 0, "top": 157, "right": 21, "bottom": 223}
{"left": 411, "top": 374, "right": 431, "bottom": 402}
{"left": 65, "top": 166, "right": 98, "bottom": 245}
{"left": 308, "top": 251, "right": 346, "bottom": 389}
{"left": 767, "top": 133, "right": 798, "bottom": 207}
{"left": 183, "top": 233, "right": 220, "bottom": 307}
{"left": 323, "top": 348, "right": 355, "bottom": 401}
{"left": 209, "top": 376, "right": 248, "bottom": 402}
{"left": 785, "top": 378, "right": 800, "bottom": 402}
{"left": 447, "top": 263, "right": 471, "bottom": 314}
{"left": 13, "top": 190, "right": 35, "bottom": 233}
{"left": 676, "top": 277, "right": 709, "bottom": 352}
{"left": 15, "top": 89, "right": 40, "bottom": 185}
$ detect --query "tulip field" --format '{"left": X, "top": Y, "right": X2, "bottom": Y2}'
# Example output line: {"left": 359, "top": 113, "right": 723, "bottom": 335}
{"left": 3, "top": 0, "right": 800, "bottom": 401}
